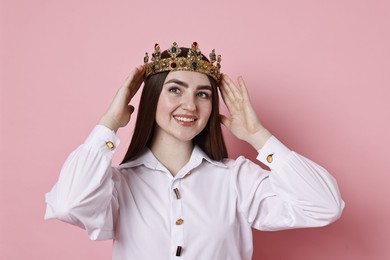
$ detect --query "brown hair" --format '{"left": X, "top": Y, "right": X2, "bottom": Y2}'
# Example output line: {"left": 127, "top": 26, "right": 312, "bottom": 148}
{"left": 121, "top": 48, "right": 227, "bottom": 163}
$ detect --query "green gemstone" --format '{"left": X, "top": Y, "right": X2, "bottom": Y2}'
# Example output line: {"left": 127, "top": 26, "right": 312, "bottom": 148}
{"left": 192, "top": 62, "right": 198, "bottom": 70}
{"left": 172, "top": 47, "right": 177, "bottom": 53}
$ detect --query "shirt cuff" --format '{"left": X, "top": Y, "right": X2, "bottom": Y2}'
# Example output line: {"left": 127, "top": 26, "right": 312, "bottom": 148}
{"left": 83, "top": 125, "right": 120, "bottom": 156}
{"left": 256, "top": 136, "right": 291, "bottom": 171}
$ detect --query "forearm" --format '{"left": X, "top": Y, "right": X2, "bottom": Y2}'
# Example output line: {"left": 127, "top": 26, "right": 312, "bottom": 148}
{"left": 257, "top": 137, "right": 345, "bottom": 223}
{"left": 44, "top": 125, "right": 120, "bottom": 239}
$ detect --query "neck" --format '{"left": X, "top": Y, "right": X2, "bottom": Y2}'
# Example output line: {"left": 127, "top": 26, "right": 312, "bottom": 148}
{"left": 150, "top": 135, "right": 193, "bottom": 177}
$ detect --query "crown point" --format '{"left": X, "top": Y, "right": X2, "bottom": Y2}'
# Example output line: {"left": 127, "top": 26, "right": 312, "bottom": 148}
{"left": 192, "top": 42, "right": 198, "bottom": 51}
{"left": 144, "top": 52, "right": 149, "bottom": 64}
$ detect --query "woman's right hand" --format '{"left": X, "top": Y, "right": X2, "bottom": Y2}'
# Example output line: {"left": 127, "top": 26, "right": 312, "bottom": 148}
{"left": 98, "top": 65, "right": 146, "bottom": 132}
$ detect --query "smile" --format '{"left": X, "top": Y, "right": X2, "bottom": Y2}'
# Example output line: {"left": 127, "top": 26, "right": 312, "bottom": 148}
{"left": 173, "top": 116, "right": 197, "bottom": 123}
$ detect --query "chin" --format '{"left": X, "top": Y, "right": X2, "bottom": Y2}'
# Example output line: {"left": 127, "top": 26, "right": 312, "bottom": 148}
{"left": 172, "top": 130, "right": 202, "bottom": 143}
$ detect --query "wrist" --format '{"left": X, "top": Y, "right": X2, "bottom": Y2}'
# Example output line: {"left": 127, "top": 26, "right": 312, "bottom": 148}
{"left": 248, "top": 128, "right": 272, "bottom": 150}
{"left": 98, "top": 115, "right": 120, "bottom": 133}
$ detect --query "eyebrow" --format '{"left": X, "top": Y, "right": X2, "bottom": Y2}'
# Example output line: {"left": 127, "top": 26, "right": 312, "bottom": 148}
{"left": 164, "top": 79, "right": 212, "bottom": 90}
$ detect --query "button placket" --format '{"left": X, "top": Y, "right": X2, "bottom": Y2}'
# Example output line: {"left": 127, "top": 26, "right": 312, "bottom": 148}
{"left": 171, "top": 180, "right": 185, "bottom": 258}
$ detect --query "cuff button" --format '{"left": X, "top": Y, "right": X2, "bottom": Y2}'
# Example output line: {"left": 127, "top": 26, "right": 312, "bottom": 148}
{"left": 266, "top": 154, "right": 274, "bottom": 163}
{"left": 105, "top": 141, "right": 115, "bottom": 150}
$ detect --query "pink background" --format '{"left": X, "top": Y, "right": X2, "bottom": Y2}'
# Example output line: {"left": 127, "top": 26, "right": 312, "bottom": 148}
{"left": 1, "top": 0, "right": 389, "bottom": 259}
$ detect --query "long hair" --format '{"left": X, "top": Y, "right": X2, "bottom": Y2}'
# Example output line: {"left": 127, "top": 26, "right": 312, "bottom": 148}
{"left": 121, "top": 48, "right": 227, "bottom": 164}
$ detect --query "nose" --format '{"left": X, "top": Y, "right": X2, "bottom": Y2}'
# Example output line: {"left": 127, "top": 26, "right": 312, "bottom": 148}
{"left": 181, "top": 94, "right": 196, "bottom": 111}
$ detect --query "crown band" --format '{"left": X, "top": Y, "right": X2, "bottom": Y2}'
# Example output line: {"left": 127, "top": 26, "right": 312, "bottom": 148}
{"left": 144, "top": 42, "right": 222, "bottom": 82}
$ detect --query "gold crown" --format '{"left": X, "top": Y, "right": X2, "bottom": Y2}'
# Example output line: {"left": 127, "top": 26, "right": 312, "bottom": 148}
{"left": 144, "top": 42, "right": 222, "bottom": 82}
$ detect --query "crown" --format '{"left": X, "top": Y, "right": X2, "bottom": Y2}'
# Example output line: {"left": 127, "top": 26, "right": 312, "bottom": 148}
{"left": 144, "top": 42, "right": 222, "bottom": 82}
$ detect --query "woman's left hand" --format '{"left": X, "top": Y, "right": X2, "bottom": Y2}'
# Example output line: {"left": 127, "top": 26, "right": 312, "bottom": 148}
{"left": 219, "top": 74, "right": 272, "bottom": 150}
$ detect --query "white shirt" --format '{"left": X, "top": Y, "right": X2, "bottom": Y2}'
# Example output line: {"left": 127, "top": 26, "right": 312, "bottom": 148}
{"left": 45, "top": 125, "right": 344, "bottom": 260}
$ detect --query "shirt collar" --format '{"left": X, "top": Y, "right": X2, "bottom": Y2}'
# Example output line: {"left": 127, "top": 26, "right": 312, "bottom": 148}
{"left": 118, "top": 145, "right": 226, "bottom": 171}
{"left": 190, "top": 145, "right": 227, "bottom": 169}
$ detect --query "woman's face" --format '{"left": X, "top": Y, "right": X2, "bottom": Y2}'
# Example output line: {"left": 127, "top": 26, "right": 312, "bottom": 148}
{"left": 154, "top": 70, "right": 213, "bottom": 143}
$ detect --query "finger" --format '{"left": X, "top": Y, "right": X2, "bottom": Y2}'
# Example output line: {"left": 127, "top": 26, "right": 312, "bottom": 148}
{"left": 123, "top": 66, "right": 146, "bottom": 90}
{"left": 128, "top": 66, "right": 146, "bottom": 97}
{"left": 237, "top": 76, "right": 250, "bottom": 101}
{"left": 129, "top": 76, "right": 144, "bottom": 97}
{"left": 219, "top": 75, "right": 237, "bottom": 106}
{"left": 220, "top": 75, "right": 235, "bottom": 100}
{"left": 121, "top": 68, "right": 139, "bottom": 88}
{"left": 130, "top": 66, "right": 146, "bottom": 87}
{"left": 133, "top": 65, "right": 146, "bottom": 81}
{"left": 220, "top": 76, "right": 245, "bottom": 115}
{"left": 222, "top": 74, "right": 242, "bottom": 101}
{"left": 219, "top": 80, "right": 236, "bottom": 111}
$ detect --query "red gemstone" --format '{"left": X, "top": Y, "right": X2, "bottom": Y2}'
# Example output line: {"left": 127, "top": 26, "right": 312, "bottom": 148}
{"left": 193, "top": 42, "right": 198, "bottom": 46}
{"left": 171, "top": 62, "right": 177, "bottom": 68}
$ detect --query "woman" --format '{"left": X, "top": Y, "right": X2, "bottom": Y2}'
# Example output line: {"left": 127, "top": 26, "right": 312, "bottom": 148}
{"left": 45, "top": 42, "right": 344, "bottom": 259}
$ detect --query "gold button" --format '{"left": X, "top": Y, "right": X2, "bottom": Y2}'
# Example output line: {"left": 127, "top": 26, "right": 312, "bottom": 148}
{"left": 176, "top": 218, "right": 184, "bottom": 225}
{"left": 266, "top": 154, "right": 274, "bottom": 163}
{"left": 105, "top": 141, "right": 115, "bottom": 150}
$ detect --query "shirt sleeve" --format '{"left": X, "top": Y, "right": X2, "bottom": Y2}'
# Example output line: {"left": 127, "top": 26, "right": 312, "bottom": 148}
{"left": 44, "top": 125, "right": 120, "bottom": 240}
{"left": 234, "top": 136, "right": 345, "bottom": 231}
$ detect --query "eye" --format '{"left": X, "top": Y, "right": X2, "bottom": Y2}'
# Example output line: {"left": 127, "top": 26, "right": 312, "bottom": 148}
{"left": 197, "top": 91, "right": 211, "bottom": 99}
{"left": 168, "top": 86, "right": 181, "bottom": 94}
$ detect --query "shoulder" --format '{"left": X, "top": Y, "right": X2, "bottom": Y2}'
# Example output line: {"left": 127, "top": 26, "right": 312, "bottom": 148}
{"left": 222, "top": 155, "right": 256, "bottom": 166}
{"left": 220, "top": 155, "right": 267, "bottom": 176}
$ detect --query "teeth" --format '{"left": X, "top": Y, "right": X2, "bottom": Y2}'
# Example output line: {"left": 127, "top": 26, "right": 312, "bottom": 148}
{"left": 175, "top": 116, "right": 195, "bottom": 122}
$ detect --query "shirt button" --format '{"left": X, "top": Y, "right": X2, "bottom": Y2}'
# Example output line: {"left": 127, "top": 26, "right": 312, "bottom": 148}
{"left": 176, "top": 246, "right": 183, "bottom": 256}
{"left": 173, "top": 188, "right": 181, "bottom": 199}
{"left": 105, "top": 141, "right": 115, "bottom": 150}
{"left": 176, "top": 218, "right": 184, "bottom": 225}
{"left": 266, "top": 154, "right": 274, "bottom": 163}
